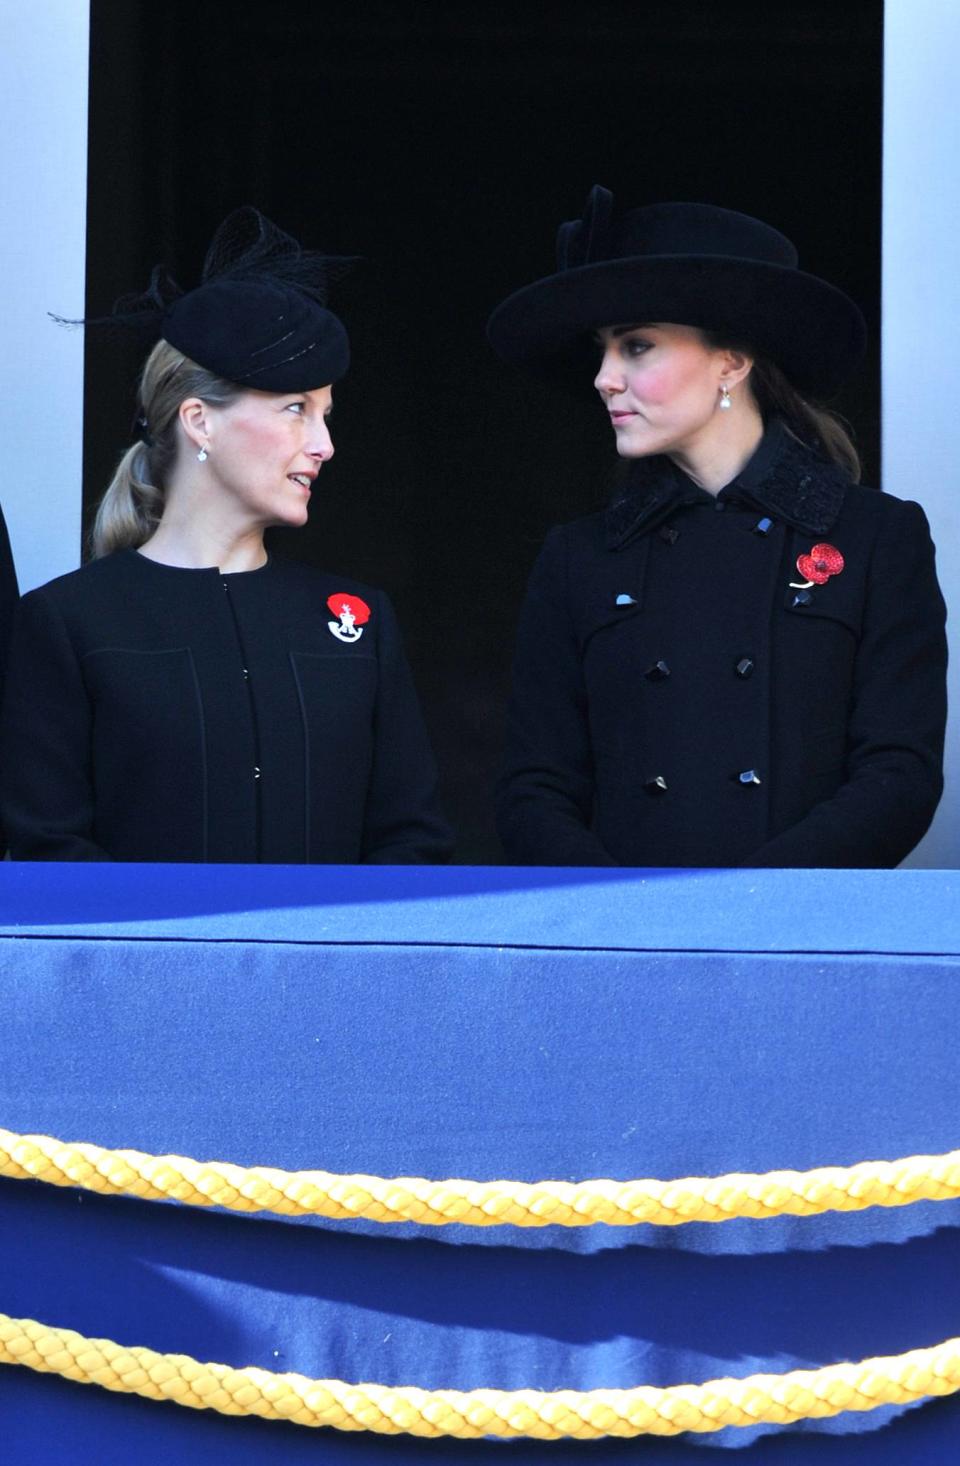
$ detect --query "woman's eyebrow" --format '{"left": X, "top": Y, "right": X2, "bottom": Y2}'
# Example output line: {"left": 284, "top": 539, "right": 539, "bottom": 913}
{"left": 593, "top": 323, "right": 656, "bottom": 342}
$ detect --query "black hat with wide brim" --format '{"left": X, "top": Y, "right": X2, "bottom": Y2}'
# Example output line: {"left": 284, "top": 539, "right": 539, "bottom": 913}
{"left": 487, "top": 189, "right": 866, "bottom": 398}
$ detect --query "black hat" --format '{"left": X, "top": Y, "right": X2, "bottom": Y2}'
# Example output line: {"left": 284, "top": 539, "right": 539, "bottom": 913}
{"left": 162, "top": 276, "right": 350, "bottom": 392}
{"left": 487, "top": 187, "right": 866, "bottom": 397}
{"left": 65, "top": 208, "right": 355, "bottom": 391}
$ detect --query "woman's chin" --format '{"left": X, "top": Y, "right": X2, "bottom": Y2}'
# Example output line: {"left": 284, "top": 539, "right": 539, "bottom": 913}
{"left": 615, "top": 438, "right": 653, "bottom": 459}
{"left": 267, "top": 505, "right": 311, "bottom": 531}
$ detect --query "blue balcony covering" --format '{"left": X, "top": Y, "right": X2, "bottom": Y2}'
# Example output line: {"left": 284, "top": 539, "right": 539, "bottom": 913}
{"left": 1, "top": 864, "right": 958, "bottom": 1461}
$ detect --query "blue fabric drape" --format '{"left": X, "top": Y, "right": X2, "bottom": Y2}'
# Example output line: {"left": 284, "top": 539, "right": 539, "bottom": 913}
{"left": 1, "top": 865, "right": 958, "bottom": 1460}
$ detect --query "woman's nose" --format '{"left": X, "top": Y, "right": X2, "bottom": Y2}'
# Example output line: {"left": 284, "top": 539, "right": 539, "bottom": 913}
{"left": 309, "top": 425, "right": 335, "bottom": 461}
{"left": 594, "top": 351, "right": 624, "bottom": 396}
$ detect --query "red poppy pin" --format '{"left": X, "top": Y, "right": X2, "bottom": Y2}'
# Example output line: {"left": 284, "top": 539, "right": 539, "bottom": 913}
{"left": 327, "top": 592, "right": 371, "bottom": 643}
{"left": 789, "top": 543, "right": 844, "bottom": 590}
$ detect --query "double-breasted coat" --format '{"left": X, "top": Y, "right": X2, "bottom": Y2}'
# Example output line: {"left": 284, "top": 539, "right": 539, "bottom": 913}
{"left": 497, "top": 420, "right": 947, "bottom": 868}
{"left": 0, "top": 549, "right": 452, "bottom": 863}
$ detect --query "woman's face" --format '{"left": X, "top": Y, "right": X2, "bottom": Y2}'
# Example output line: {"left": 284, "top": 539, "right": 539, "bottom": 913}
{"left": 199, "top": 385, "right": 335, "bottom": 529}
{"left": 594, "top": 323, "right": 734, "bottom": 459}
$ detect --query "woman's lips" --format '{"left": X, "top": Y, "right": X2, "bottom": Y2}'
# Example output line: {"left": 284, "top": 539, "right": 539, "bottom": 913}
{"left": 609, "top": 411, "right": 636, "bottom": 425}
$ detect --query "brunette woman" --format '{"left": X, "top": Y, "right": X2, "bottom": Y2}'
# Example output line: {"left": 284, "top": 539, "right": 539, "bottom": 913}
{"left": 488, "top": 188, "right": 946, "bottom": 868}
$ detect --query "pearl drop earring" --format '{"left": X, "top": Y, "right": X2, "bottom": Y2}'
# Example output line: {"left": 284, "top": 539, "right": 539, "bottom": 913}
{"left": 719, "top": 385, "right": 732, "bottom": 411}
{"left": 197, "top": 444, "right": 209, "bottom": 462}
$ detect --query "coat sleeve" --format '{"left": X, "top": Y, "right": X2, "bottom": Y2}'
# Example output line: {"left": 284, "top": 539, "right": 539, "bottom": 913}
{"left": 496, "top": 528, "right": 616, "bottom": 866}
{"left": 359, "top": 591, "right": 453, "bottom": 864}
{"left": 0, "top": 502, "right": 19, "bottom": 709}
{"left": 0, "top": 503, "right": 19, "bottom": 854}
{"left": 745, "top": 497, "right": 948, "bottom": 868}
{"left": 0, "top": 587, "right": 112, "bottom": 861}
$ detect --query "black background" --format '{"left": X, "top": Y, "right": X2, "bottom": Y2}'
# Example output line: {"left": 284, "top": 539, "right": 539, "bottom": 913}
{"left": 85, "top": 1, "right": 882, "bottom": 861}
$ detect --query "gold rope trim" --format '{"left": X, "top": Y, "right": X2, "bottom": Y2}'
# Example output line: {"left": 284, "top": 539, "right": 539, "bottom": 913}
{"left": 2, "top": 1127, "right": 959, "bottom": 1228}
{"left": 2, "top": 1311, "right": 958, "bottom": 1439}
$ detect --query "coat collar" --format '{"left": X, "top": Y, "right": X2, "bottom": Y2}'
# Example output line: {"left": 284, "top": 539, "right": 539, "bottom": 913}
{"left": 603, "top": 418, "right": 850, "bottom": 549}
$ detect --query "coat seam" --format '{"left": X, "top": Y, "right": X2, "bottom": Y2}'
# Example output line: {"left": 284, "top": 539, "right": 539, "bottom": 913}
{"left": 183, "top": 648, "right": 208, "bottom": 864}
{"left": 288, "top": 652, "right": 312, "bottom": 863}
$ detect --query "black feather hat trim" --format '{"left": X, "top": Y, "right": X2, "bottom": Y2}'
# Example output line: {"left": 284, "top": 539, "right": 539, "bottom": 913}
{"left": 55, "top": 208, "right": 358, "bottom": 391}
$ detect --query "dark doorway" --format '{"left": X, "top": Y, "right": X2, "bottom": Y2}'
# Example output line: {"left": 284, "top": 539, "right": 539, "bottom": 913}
{"left": 85, "top": 1, "right": 882, "bottom": 861}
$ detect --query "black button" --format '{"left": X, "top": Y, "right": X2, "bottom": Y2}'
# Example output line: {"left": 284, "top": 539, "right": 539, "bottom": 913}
{"left": 714, "top": 500, "right": 726, "bottom": 512}
{"left": 791, "top": 589, "right": 813, "bottom": 607}
{"left": 253, "top": 766, "right": 262, "bottom": 781}
{"left": 644, "top": 776, "right": 668, "bottom": 795}
{"left": 644, "top": 660, "right": 671, "bottom": 681}
{"left": 736, "top": 769, "right": 762, "bottom": 786}
{"left": 735, "top": 657, "right": 755, "bottom": 679}
{"left": 659, "top": 525, "right": 680, "bottom": 545}
{"left": 753, "top": 516, "right": 774, "bottom": 535}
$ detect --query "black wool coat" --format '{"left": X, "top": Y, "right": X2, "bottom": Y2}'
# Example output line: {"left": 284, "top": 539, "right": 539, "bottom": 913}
{"left": 0, "top": 550, "right": 452, "bottom": 863}
{"left": 497, "top": 420, "right": 948, "bottom": 869}
{"left": 0, "top": 504, "right": 18, "bottom": 704}
{"left": 0, "top": 503, "right": 20, "bottom": 855}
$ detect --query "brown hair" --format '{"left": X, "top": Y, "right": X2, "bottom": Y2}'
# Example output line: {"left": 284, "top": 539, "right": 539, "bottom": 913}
{"left": 91, "top": 340, "right": 241, "bottom": 557}
{"left": 701, "top": 331, "right": 861, "bottom": 482}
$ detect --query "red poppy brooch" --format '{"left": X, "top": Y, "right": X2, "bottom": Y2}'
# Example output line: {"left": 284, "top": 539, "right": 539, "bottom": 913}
{"left": 790, "top": 543, "right": 844, "bottom": 591}
{"left": 327, "top": 592, "right": 371, "bottom": 643}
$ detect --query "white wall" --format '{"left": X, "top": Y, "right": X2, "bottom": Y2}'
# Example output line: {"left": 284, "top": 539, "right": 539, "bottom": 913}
{"left": 884, "top": 1, "right": 960, "bottom": 867}
{"left": 0, "top": 2, "right": 89, "bottom": 593}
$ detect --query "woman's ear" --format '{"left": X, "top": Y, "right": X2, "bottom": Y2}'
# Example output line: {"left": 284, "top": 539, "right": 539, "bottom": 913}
{"left": 178, "top": 397, "right": 210, "bottom": 453}
{"left": 718, "top": 348, "right": 755, "bottom": 392}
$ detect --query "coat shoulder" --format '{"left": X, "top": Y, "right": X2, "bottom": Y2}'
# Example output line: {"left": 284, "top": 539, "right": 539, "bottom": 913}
{"left": 835, "top": 481, "right": 927, "bottom": 521}
{"left": 267, "top": 553, "right": 383, "bottom": 604}
{"left": 540, "top": 507, "right": 610, "bottom": 558}
{"left": 830, "top": 483, "right": 935, "bottom": 548}
{"left": 18, "top": 552, "right": 130, "bottom": 617}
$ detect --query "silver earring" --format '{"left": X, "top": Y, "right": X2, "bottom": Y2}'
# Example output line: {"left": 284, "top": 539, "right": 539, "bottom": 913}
{"left": 197, "top": 444, "right": 209, "bottom": 462}
{"left": 719, "top": 385, "right": 732, "bottom": 411}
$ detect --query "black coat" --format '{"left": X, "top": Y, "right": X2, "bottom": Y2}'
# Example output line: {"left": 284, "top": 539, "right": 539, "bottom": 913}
{"left": 0, "top": 504, "right": 18, "bottom": 702}
{"left": 0, "top": 504, "right": 19, "bottom": 856}
{"left": 0, "top": 550, "right": 452, "bottom": 863}
{"left": 497, "top": 420, "right": 948, "bottom": 868}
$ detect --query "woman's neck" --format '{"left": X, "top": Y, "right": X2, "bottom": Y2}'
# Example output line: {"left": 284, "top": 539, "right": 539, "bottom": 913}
{"left": 135, "top": 467, "right": 271, "bottom": 572}
{"left": 666, "top": 403, "right": 766, "bottom": 495}
{"left": 137, "top": 515, "right": 268, "bottom": 573}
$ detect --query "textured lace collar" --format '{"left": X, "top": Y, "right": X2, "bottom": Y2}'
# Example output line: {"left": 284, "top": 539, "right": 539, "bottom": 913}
{"left": 604, "top": 418, "right": 850, "bottom": 548}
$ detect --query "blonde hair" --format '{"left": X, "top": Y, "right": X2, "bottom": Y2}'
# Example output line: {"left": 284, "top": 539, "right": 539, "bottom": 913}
{"left": 91, "top": 340, "right": 241, "bottom": 557}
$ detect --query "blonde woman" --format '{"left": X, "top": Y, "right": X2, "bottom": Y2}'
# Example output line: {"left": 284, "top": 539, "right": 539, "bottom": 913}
{"left": 0, "top": 211, "right": 451, "bottom": 863}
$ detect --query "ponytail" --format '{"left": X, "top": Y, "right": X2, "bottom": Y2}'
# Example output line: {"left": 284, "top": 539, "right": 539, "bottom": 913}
{"left": 701, "top": 331, "right": 861, "bottom": 483}
{"left": 91, "top": 443, "right": 165, "bottom": 557}
{"left": 89, "top": 339, "right": 241, "bottom": 558}
{"left": 748, "top": 354, "right": 861, "bottom": 483}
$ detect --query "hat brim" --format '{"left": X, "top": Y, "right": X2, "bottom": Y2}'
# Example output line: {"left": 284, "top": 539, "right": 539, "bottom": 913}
{"left": 487, "top": 255, "right": 866, "bottom": 398}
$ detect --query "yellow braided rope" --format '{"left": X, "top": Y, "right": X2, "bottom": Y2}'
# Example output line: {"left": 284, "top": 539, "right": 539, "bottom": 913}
{"left": 2, "top": 1127, "right": 958, "bottom": 1228}
{"left": 1, "top": 1311, "right": 957, "bottom": 1439}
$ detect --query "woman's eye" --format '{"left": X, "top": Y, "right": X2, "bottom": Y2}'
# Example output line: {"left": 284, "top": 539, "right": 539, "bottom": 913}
{"left": 624, "top": 338, "right": 652, "bottom": 357}
{"left": 286, "top": 401, "right": 306, "bottom": 414}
